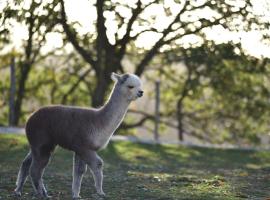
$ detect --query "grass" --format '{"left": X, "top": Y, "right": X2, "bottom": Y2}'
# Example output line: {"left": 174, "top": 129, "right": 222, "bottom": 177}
{"left": 0, "top": 134, "right": 270, "bottom": 200}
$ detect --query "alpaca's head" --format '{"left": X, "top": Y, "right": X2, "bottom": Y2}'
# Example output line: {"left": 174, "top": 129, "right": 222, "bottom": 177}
{"left": 111, "top": 72, "right": 143, "bottom": 101}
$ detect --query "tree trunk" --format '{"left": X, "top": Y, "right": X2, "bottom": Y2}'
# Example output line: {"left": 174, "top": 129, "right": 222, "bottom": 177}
{"left": 176, "top": 66, "right": 192, "bottom": 141}
{"left": 9, "top": 57, "right": 16, "bottom": 126}
{"left": 14, "top": 63, "right": 31, "bottom": 125}
{"left": 91, "top": 74, "right": 111, "bottom": 108}
{"left": 154, "top": 81, "right": 160, "bottom": 141}
{"left": 176, "top": 100, "right": 184, "bottom": 141}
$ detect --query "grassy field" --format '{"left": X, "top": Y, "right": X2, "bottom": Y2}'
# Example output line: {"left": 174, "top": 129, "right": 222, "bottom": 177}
{"left": 0, "top": 134, "right": 270, "bottom": 200}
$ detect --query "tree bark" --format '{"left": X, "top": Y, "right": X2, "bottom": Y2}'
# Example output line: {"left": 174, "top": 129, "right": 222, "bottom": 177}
{"left": 176, "top": 101, "right": 184, "bottom": 141}
{"left": 154, "top": 81, "right": 160, "bottom": 141}
{"left": 14, "top": 62, "right": 31, "bottom": 125}
{"left": 9, "top": 56, "right": 16, "bottom": 126}
{"left": 176, "top": 66, "right": 192, "bottom": 141}
{"left": 91, "top": 73, "right": 111, "bottom": 108}
{"left": 13, "top": 3, "right": 35, "bottom": 125}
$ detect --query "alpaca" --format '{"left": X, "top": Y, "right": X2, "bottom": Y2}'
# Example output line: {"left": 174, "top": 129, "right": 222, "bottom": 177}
{"left": 14, "top": 72, "right": 143, "bottom": 199}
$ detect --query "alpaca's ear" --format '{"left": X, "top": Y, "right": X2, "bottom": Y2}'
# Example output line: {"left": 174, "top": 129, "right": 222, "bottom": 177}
{"left": 111, "top": 72, "right": 121, "bottom": 82}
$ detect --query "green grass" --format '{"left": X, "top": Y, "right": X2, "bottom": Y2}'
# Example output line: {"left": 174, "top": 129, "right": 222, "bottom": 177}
{"left": 0, "top": 134, "right": 270, "bottom": 200}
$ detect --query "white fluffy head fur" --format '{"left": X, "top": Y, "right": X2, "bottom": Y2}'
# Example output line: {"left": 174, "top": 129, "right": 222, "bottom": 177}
{"left": 111, "top": 72, "right": 143, "bottom": 101}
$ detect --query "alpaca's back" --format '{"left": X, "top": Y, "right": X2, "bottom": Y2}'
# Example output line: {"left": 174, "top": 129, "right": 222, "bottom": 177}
{"left": 26, "top": 105, "right": 96, "bottom": 151}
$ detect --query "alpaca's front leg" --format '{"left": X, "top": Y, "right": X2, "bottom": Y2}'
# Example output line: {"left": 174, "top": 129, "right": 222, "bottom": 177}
{"left": 79, "top": 150, "right": 105, "bottom": 196}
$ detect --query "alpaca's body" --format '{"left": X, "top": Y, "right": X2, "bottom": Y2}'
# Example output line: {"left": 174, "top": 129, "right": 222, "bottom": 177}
{"left": 14, "top": 73, "right": 143, "bottom": 199}
{"left": 26, "top": 88, "right": 129, "bottom": 151}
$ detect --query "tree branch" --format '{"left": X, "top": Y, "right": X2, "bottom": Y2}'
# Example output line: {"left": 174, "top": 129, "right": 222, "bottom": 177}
{"left": 115, "top": 0, "right": 161, "bottom": 60}
{"left": 121, "top": 116, "right": 152, "bottom": 129}
{"left": 31, "top": 21, "right": 57, "bottom": 64}
{"left": 120, "top": 109, "right": 178, "bottom": 129}
{"left": 59, "top": 0, "right": 97, "bottom": 71}
{"left": 61, "top": 68, "right": 92, "bottom": 104}
{"left": 164, "top": 4, "right": 249, "bottom": 45}
{"left": 25, "top": 6, "right": 35, "bottom": 62}
{"left": 135, "top": 0, "right": 190, "bottom": 76}
{"left": 116, "top": 0, "right": 142, "bottom": 58}
{"left": 134, "top": 0, "right": 248, "bottom": 76}
{"left": 96, "top": 0, "right": 112, "bottom": 74}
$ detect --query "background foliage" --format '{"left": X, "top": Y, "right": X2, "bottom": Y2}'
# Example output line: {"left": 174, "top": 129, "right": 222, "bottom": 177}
{"left": 0, "top": 0, "right": 270, "bottom": 145}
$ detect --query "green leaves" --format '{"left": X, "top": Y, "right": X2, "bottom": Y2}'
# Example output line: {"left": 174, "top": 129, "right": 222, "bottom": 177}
{"left": 158, "top": 42, "right": 270, "bottom": 144}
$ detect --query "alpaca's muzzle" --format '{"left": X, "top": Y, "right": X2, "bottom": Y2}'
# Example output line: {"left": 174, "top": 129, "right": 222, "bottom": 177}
{"left": 137, "top": 90, "right": 144, "bottom": 97}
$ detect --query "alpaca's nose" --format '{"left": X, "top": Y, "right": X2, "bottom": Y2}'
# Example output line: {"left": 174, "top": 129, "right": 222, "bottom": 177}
{"left": 138, "top": 90, "right": 144, "bottom": 97}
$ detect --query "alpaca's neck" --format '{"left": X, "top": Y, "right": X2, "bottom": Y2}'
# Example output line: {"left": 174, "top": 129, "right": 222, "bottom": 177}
{"left": 95, "top": 86, "right": 130, "bottom": 146}
{"left": 101, "top": 86, "right": 130, "bottom": 126}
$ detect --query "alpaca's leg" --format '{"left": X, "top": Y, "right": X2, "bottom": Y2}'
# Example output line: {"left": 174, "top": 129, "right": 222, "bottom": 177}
{"left": 72, "top": 153, "right": 87, "bottom": 199}
{"left": 90, "top": 155, "right": 105, "bottom": 196}
{"left": 14, "top": 151, "right": 32, "bottom": 196}
{"left": 79, "top": 151, "right": 105, "bottom": 196}
{"left": 30, "top": 148, "right": 52, "bottom": 198}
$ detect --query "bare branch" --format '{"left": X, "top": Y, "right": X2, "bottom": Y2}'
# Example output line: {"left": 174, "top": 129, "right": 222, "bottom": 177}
{"left": 121, "top": 116, "right": 152, "bottom": 129}
{"left": 131, "top": 27, "right": 160, "bottom": 40}
{"left": 115, "top": 0, "right": 161, "bottom": 59}
{"left": 61, "top": 68, "right": 92, "bottom": 104}
{"left": 121, "top": 109, "right": 178, "bottom": 129}
{"left": 134, "top": 1, "right": 248, "bottom": 76}
{"left": 135, "top": 0, "right": 190, "bottom": 76}
{"left": 164, "top": 4, "right": 249, "bottom": 45}
{"left": 96, "top": 0, "right": 112, "bottom": 74}
{"left": 59, "top": 0, "right": 97, "bottom": 71}
{"left": 115, "top": 0, "right": 142, "bottom": 58}
{"left": 31, "top": 21, "right": 58, "bottom": 64}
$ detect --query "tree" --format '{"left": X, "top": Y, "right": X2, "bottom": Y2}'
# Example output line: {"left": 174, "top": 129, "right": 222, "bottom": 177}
{"left": 2, "top": 0, "right": 60, "bottom": 125}
{"left": 158, "top": 42, "right": 270, "bottom": 143}
{"left": 1, "top": 0, "right": 268, "bottom": 143}
{"left": 59, "top": 0, "right": 256, "bottom": 108}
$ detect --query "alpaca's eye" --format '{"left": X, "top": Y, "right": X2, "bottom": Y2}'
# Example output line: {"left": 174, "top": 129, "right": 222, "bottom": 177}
{"left": 128, "top": 85, "right": 134, "bottom": 89}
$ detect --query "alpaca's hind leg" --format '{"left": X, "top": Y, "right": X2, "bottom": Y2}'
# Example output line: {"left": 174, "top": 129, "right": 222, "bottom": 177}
{"left": 14, "top": 151, "right": 32, "bottom": 196}
{"left": 90, "top": 155, "right": 105, "bottom": 196}
{"left": 72, "top": 153, "right": 87, "bottom": 199}
{"left": 30, "top": 148, "right": 52, "bottom": 198}
{"left": 79, "top": 151, "right": 105, "bottom": 196}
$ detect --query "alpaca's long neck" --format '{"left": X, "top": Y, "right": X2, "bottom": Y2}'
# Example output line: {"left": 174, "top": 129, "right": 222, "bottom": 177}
{"left": 97, "top": 86, "right": 130, "bottom": 138}
{"left": 102, "top": 88, "right": 130, "bottom": 123}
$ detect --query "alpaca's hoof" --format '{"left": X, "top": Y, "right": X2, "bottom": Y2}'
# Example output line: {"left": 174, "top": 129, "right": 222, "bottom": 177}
{"left": 34, "top": 193, "right": 51, "bottom": 199}
{"left": 72, "top": 196, "right": 82, "bottom": 200}
{"left": 42, "top": 194, "right": 51, "bottom": 199}
{"left": 97, "top": 191, "right": 106, "bottom": 197}
{"left": 14, "top": 189, "right": 22, "bottom": 197}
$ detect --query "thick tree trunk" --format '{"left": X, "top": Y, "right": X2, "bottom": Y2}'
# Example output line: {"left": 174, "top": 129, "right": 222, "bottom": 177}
{"left": 91, "top": 74, "right": 111, "bottom": 108}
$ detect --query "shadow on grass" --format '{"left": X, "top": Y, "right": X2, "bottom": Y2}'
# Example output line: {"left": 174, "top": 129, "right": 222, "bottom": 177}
{"left": 0, "top": 135, "right": 270, "bottom": 199}
{"left": 101, "top": 142, "right": 270, "bottom": 199}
